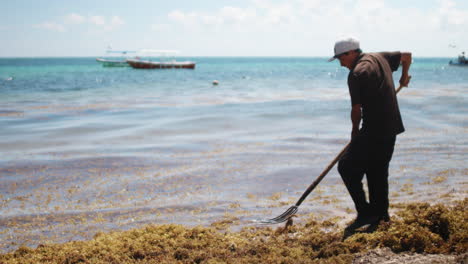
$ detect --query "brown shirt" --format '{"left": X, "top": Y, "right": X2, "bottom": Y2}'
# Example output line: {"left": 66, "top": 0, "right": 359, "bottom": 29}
{"left": 347, "top": 52, "right": 405, "bottom": 137}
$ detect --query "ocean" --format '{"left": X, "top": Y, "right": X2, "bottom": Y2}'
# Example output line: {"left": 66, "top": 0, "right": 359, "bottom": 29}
{"left": 0, "top": 57, "right": 466, "bottom": 252}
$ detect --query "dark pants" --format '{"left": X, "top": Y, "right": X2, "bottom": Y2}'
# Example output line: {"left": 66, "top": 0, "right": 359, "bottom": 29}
{"left": 338, "top": 134, "right": 396, "bottom": 218}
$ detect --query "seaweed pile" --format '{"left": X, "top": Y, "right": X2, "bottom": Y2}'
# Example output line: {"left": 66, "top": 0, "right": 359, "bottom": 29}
{"left": 0, "top": 199, "right": 466, "bottom": 264}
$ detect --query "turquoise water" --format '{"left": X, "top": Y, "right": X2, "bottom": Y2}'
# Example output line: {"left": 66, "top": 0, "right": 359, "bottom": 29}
{"left": 0, "top": 57, "right": 466, "bottom": 251}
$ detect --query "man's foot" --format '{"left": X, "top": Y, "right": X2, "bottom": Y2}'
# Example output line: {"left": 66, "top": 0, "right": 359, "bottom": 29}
{"left": 345, "top": 215, "right": 380, "bottom": 232}
{"left": 380, "top": 213, "right": 390, "bottom": 222}
{"left": 342, "top": 215, "right": 381, "bottom": 240}
{"left": 363, "top": 221, "right": 380, "bottom": 233}
{"left": 342, "top": 228, "right": 356, "bottom": 241}
{"left": 357, "top": 214, "right": 391, "bottom": 234}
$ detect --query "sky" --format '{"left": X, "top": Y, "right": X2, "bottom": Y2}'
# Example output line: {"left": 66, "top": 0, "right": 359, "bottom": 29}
{"left": 1, "top": 0, "right": 468, "bottom": 57}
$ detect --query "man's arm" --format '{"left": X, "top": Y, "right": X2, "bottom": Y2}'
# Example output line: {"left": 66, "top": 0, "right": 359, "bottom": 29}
{"left": 351, "top": 104, "right": 361, "bottom": 139}
{"left": 400, "top": 52, "right": 412, "bottom": 87}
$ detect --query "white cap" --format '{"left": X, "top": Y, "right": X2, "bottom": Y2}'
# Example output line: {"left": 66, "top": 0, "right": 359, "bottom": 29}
{"left": 328, "top": 37, "right": 360, "bottom": 62}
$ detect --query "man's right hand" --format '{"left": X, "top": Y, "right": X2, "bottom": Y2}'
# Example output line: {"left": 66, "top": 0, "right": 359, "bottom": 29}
{"left": 400, "top": 74, "right": 411, "bottom": 87}
{"left": 400, "top": 52, "right": 412, "bottom": 87}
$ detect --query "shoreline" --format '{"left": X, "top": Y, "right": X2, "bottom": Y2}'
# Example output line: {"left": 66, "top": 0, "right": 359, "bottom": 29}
{"left": 0, "top": 152, "right": 466, "bottom": 254}
{"left": 0, "top": 199, "right": 466, "bottom": 263}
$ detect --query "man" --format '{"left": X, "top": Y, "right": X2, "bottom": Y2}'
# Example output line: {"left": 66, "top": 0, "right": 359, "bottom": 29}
{"left": 328, "top": 37, "right": 412, "bottom": 233}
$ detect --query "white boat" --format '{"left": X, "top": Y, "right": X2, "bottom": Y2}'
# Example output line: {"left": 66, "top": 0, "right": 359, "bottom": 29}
{"left": 126, "top": 50, "right": 196, "bottom": 69}
{"left": 96, "top": 58, "right": 130, "bottom": 67}
{"left": 96, "top": 49, "right": 136, "bottom": 67}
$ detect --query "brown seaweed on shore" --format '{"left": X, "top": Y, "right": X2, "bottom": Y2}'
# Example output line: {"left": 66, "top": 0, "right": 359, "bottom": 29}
{"left": 0, "top": 199, "right": 466, "bottom": 264}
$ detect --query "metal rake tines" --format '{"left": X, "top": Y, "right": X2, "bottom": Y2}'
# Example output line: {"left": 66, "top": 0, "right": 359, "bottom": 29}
{"left": 259, "top": 205, "right": 298, "bottom": 224}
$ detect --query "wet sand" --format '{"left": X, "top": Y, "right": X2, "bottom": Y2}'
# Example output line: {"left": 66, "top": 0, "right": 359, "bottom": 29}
{"left": 0, "top": 125, "right": 466, "bottom": 252}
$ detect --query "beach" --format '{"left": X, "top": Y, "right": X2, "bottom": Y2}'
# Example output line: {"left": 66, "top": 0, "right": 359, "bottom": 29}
{"left": 0, "top": 57, "right": 467, "bottom": 258}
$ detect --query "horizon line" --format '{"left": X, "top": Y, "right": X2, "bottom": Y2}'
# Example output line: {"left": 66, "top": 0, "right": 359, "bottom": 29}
{"left": 0, "top": 55, "right": 456, "bottom": 59}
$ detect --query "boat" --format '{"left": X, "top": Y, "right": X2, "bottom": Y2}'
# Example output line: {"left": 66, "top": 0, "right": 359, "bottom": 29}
{"left": 126, "top": 50, "right": 195, "bottom": 69}
{"left": 126, "top": 59, "right": 196, "bottom": 69}
{"left": 449, "top": 52, "right": 468, "bottom": 66}
{"left": 96, "top": 49, "right": 136, "bottom": 67}
{"left": 96, "top": 58, "right": 130, "bottom": 67}
{"left": 449, "top": 60, "right": 468, "bottom": 66}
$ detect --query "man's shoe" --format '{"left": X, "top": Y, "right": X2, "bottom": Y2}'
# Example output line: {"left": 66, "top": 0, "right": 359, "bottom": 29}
{"left": 363, "top": 221, "right": 380, "bottom": 233}
{"left": 345, "top": 215, "right": 380, "bottom": 231}
{"left": 380, "top": 213, "right": 390, "bottom": 222}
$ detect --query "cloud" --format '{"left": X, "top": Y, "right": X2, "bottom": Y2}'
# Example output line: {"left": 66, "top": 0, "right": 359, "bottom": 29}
{"left": 102, "top": 16, "right": 125, "bottom": 31}
{"left": 168, "top": 10, "right": 187, "bottom": 22}
{"left": 164, "top": 0, "right": 468, "bottom": 34}
{"left": 89, "top": 15, "right": 125, "bottom": 30}
{"left": 254, "top": 1, "right": 296, "bottom": 26}
{"left": 151, "top": 23, "right": 171, "bottom": 32}
{"left": 34, "top": 14, "right": 125, "bottom": 33}
{"left": 167, "top": 6, "right": 256, "bottom": 28}
{"left": 89, "top": 16, "right": 106, "bottom": 26}
{"left": 437, "top": 0, "right": 468, "bottom": 28}
{"left": 219, "top": 6, "right": 256, "bottom": 24}
{"left": 153, "top": 0, "right": 468, "bottom": 56}
{"left": 65, "top": 13, "right": 86, "bottom": 24}
{"left": 110, "top": 16, "right": 125, "bottom": 27}
{"left": 33, "top": 22, "right": 66, "bottom": 32}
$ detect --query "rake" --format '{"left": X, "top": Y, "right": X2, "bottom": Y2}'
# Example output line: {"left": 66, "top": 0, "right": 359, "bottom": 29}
{"left": 259, "top": 84, "right": 405, "bottom": 224}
